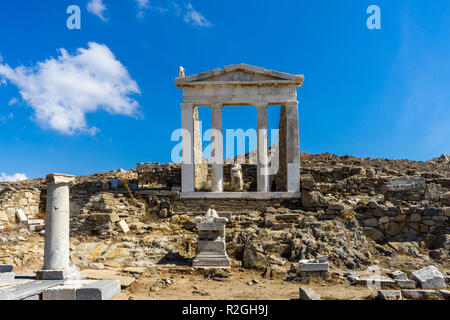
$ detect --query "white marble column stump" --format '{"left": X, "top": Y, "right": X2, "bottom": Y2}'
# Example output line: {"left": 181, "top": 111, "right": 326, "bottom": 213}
{"left": 285, "top": 102, "right": 301, "bottom": 193}
{"left": 36, "top": 173, "right": 83, "bottom": 281}
{"left": 181, "top": 103, "right": 195, "bottom": 192}
{"left": 256, "top": 104, "right": 270, "bottom": 192}
{"left": 211, "top": 104, "right": 223, "bottom": 192}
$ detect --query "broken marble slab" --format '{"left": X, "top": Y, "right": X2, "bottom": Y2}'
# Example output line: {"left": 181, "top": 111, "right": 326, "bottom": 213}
{"left": 0, "top": 273, "right": 15, "bottom": 287}
{"left": 0, "top": 280, "right": 64, "bottom": 300}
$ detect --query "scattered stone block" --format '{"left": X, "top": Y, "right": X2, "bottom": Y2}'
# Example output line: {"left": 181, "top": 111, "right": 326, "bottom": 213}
{"left": 27, "top": 219, "right": 44, "bottom": 231}
{"left": 88, "top": 212, "right": 119, "bottom": 222}
{"left": 299, "top": 262, "right": 329, "bottom": 272}
{"left": 16, "top": 209, "right": 27, "bottom": 223}
{"left": 0, "top": 211, "right": 8, "bottom": 221}
{"left": 412, "top": 265, "right": 446, "bottom": 289}
{"left": 117, "top": 220, "right": 129, "bottom": 233}
{"left": 299, "top": 287, "right": 320, "bottom": 300}
{"left": 388, "top": 270, "right": 407, "bottom": 280}
{"left": 377, "top": 290, "right": 402, "bottom": 300}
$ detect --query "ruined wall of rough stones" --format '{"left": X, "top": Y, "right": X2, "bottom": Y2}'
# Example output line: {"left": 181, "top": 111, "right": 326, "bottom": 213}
{"left": 1, "top": 161, "right": 448, "bottom": 244}
{"left": 300, "top": 168, "right": 450, "bottom": 242}
{"left": 0, "top": 181, "right": 44, "bottom": 226}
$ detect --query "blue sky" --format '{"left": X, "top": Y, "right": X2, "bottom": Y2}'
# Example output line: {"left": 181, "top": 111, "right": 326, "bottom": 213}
{"left": 0, "top": 0, "right": 449, "bottom": 180}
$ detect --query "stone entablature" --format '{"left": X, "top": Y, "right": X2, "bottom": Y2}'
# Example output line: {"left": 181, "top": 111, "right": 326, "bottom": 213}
{"left": 175, "top": 64, "right": 303, "bottom": 106}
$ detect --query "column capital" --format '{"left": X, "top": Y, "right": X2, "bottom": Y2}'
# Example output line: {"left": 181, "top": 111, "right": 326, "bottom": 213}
{"left": 254, "top": 103, "right": 269, "bottom": 109}
{"left": 284, "top": 101, "right": 298, "bottom": 108}
{"left": 211, "top": 103, "right": 223, "bottom": 108}
{"left": 46, "top": 173, "right": 75, "bottom": 185}
{"left": 180, "top": 102, "right": 195, "bottom": 108}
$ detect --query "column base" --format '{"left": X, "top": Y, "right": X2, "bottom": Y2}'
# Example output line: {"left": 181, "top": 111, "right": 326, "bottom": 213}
{"left": 36, "top": 266, "right": 85, "bottom": 281}
{"left": 192, "top": 252, "right": 231, "bottom": 268}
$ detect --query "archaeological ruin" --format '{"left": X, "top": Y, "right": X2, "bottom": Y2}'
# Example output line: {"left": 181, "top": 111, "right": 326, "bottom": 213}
{"left": 0, "top": 65, "right": 448, "bottom": 301}
{"left": 175, "top": 64, "right": 303, "bottom": 197}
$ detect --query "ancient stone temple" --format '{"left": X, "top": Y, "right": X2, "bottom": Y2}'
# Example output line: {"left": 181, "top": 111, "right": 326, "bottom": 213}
{"left": 175, "top": 64, "right": 304, "bottom": 198}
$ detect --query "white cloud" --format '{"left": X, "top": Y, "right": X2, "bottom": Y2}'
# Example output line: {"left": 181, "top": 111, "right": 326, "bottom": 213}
{"left": 87, "top": 0, "right": 108, "bottom": 21}
{"left": 0, "top": 42, "right": 140, "bottom": 135}
{"left": 8, "top": 97, "right": 18, "bottom": 106}
{"left": 183, "top": 2, "right": 211, "bottom": 27}
{"left": 136, "top": 0, "right": 150, "bottom": 9}
{"left": 137, "top": 1, "right": 211, "bottom": 27}
{"left": 0, "top": 172, "right": 28, "bottom": 182}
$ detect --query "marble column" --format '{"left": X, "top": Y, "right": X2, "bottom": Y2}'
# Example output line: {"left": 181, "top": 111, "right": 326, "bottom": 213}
{"left": 285, "top": 102, "right": 300, "bottom": 193}
{"left": 211, "top": 104, "right": 223, "bottom": 192}
{"left": 36, "top": 173, "right": 83, "bottom": 280}
{"left": 256, "top": 104, "right": 270, "bottom": 192}
{"left": 181, "top": 102, "right": 195, "bottom": 192}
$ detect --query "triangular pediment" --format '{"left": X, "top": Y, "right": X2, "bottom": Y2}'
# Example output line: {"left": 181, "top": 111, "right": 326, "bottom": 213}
{"left": 175, "top": 64, "right": 304, "bottom": 87}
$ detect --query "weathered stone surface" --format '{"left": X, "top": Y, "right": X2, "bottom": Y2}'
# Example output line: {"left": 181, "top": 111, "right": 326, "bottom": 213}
{"left": 387, "top": 270, "right": 408, "bottom": 280}
{"left": 395, "top": 280, "right": 416, "bottom": 289}
{"left": 0, "top": 272, "right": 15, "bottom": 287}
{"left": 377, "top": 290, "right": 402, "bottom": 300}
{"left": 364, "top": 218, "right": 378, "bottom": 227}
{"left": 117, "top": 220, "right": 129, "bottom": 233}
{"left": 88, "top": 212, "right": 119, "bottom": 222}
{"left": 412, "top": 266, "right": 445, "bottom": 289}
{"left": 299, "top": 262, "right": 329, "bottom": 272}
{"left": 363, "top": 227, "right": 385, "bottom": 242}
{"left": 80, "top": 269, "right": 135, "bottom": 288}
{"left": 16, "top": 208, "right": 27, "bottom": 223}
{"left": 42, "top": 279, "right": 121, "bottom": 300}
{"left": 0, "top": 280, "right": 64, "bottom": 300}
{"left": 441, "top": 192, "right": 450, "bottom": 206}
{"left": 401, "top": 289, "right": 441, "bottom": 300}
{"left": 301, "top": 190, "right": 326, "bottom": 208}
{"left": 299, "top": 287, "right": 320, "bottom": 300}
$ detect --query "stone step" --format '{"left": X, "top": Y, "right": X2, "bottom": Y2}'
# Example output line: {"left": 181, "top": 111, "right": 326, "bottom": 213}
{"left": 0, "top": 280, "right": 64, "bottom": 300}
{"left": 42, "top": 280, "right": 121, "bottom": 300}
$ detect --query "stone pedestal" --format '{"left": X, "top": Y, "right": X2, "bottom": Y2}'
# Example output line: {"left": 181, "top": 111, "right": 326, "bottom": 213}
{"left": 192, "top": 209, "right": 230, "bottom": 267}
{"left": 36, "top": 173, "right": 83, "bottom": 281}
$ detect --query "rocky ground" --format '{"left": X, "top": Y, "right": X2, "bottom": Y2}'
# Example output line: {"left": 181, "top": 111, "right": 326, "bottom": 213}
{"left": 1, "top": 152, "right": 449, "bottom": 299}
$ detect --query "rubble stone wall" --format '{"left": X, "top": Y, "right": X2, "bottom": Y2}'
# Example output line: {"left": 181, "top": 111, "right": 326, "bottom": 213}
{"left": 0, "top": 181, "right": 44, "bottom": 224}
